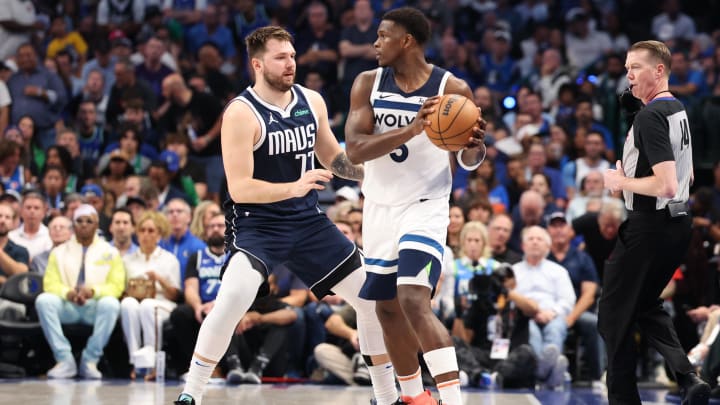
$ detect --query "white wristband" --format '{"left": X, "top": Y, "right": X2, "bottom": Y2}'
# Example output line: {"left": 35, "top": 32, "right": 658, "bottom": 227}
{"left": 456, "top": 144, "right": 486, "bottom": 171}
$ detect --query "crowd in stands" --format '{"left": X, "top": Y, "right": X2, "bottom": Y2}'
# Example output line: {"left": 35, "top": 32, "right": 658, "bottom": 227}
{"left": 0, "top": 0, "right": 719, "bottom": 396}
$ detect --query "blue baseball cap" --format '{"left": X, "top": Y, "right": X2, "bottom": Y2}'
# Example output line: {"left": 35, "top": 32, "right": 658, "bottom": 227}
{"left": 159, "top": 150, "right": 180, "bottom": 172}
{"left": 80, "top": 184, "right": 104, "bottom": 198}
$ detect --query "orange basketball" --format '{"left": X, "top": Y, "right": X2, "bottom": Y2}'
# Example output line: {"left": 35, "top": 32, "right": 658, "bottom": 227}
{"left": 425, "top": 94, "right": 479, "bottom": 152}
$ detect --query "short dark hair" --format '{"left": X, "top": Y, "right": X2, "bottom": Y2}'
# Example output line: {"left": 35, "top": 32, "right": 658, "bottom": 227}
{"left": 382, "top": 7, "right": 431, "bottom": 46}
{"left": 111, "top": 207, "right": 135, "bottom": 225}
{"left": 245, "top": 26, "right": 294, "bottom": 59}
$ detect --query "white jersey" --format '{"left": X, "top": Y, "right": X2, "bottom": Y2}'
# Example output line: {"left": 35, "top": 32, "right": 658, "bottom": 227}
{"left": 362, "top": 66, "right": 453, "bottom": 206}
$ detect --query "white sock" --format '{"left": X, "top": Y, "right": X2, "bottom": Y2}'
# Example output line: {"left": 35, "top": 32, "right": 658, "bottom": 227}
{"left": 367, "top": 362, "right": 398, "bottom": 405}
{"left": 397, "top": 367, "right": 424, "bottom": 398}
{"left": 424, "top": 347, "right": 462, "bottom": 405}
{"left": 182, "top": 356, "right": 216, "bottom": 402}
{"left": 181, "top": 253, "right": 264, "bottom": 402}
{"left": 436, "top": 379, "right": 462, "bottom": 405}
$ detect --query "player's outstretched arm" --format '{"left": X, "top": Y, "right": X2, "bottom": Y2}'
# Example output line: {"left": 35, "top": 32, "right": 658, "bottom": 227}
{"left": 222, "top": 101, "right": 332, "bottom": 203}
{"left": 444, "top": 76, "right": 486, "bottom": 170}
{"left": 305, "top": 89, "right": 364, "bottom": 181}
{"left": 344, "top": 70, "right": 438, "bottom": 164}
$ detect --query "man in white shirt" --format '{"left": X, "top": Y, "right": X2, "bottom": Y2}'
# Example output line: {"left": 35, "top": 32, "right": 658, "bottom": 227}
{"left": 9, "top": 191, "right": 52, "bottom": 261}
{"left": 0, "top": 0, "right": 38, "bottom": 61}
{"left": 564, "top": 8, "right": 612, "bottom": 71}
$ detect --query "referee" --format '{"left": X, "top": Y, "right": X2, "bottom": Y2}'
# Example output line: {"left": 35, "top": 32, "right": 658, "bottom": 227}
{"left": 600, "top": 40, "right": 709, "bottom": 405}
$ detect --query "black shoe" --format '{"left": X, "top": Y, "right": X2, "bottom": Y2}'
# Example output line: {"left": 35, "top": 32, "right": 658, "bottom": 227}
{"left": 226, "top": 366, "right": 244, "bottom": 385}
{"left": 174, "top": 393, "right": 196, "bottom": 405}
{"left": 710, "top": 385, "right": 720, "bottom": 399}
{"left": 679, "top": 372, "right": 710, "bottom": 405}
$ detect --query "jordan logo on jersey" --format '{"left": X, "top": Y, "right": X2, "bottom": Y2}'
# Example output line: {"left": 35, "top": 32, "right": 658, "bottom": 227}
{"left": 268, "top": 113, "right": 278, "bottom": 125}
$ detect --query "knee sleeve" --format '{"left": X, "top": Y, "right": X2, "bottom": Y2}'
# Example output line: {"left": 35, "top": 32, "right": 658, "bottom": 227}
{"left": 331, "top": 264, "right": 387, "bottom": 358}
{"left": 195, "top": 251, "right": 264, "bottom": 361}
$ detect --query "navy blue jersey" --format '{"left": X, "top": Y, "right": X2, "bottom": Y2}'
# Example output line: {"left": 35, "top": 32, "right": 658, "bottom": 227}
{"left": 224, "top": 84, "right": 320, "bottom": 220}
{"left": 185, "top": 248, "right": 226, "bottom": 303}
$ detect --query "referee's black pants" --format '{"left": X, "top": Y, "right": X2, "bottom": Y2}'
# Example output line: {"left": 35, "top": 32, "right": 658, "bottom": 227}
{"left": 598, "top": 211, "right": 693, "bottom": 405}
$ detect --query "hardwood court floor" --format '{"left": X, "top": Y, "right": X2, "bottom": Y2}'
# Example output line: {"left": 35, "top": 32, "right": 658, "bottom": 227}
{"left": 0, "top": 379, "right": 678, "bottom": 404}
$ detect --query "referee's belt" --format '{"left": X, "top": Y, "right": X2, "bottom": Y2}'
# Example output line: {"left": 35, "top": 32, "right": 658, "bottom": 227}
{"left": 629, "top": 201, "right": 689, "bottom": 218}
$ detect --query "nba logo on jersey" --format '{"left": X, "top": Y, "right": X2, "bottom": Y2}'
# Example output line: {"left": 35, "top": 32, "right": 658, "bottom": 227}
{"left": 362, "top": 66, "right": 454, "bottom": 206}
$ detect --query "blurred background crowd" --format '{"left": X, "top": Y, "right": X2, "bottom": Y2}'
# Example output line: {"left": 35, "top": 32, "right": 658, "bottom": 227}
{"left": 0, "top": 0, "right": 719, "bottom": 397}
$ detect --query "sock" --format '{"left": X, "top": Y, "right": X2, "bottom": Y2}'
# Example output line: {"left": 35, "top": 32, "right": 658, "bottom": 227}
{"left": 398, "top": 367, "right": 424, "bottom": 398}
{"left": 368, "top": 362, "right": 398, "bottom": 405}
{"left": 424, "top": 347, "right": 462, "bottom": 405}
{"left": 182, "top": 356, "right": 216, "bottom": 402}
{"left": 436, "top": 379, "right": 462, "bottom": 405}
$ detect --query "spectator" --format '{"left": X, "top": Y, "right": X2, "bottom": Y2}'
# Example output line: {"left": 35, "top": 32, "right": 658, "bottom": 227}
{"left": 165, "top": 132, "right": 208, "bottom": 202}
{"left": 524, "top": 142, "right": 566, "bottom": 207}
{"left": 0, "top": 65, "right": 10, "bottom": 135}
{"left": 30, "top": 215, "right": 73, "bottom": 275}
{"left": 312, "top": 303, "right": 365, "bottom": 386}
{"left": 447, "top": 204, "right": 466, "bottom": 257}
{"left": 98, "top": 149, "right": 134, "bottom": 201}
{"left": 188, "top": 200, "right": 221, "bottom": 240}
{"left": 187, "top": 5, "right": 236, "bottom": 59}
{"left": 160, "top": 150, "right": 198, "bottom": 206}
{"left": 0, "top": 139, "right": 28, "bottom": 194}
{"left": 74, "top": 101, "right": 108, "bottom": 173}
{"left": 96, "top": 0, "right": 145, "bottom": 34}
{"left": 651, "top": 0, "right": 696, "bottom": 43}
{"left": 98, "top": 123, "right": 151, "bottom": 175}
{"left": 114, "top": 99, "right": 159, "bottom": 155}
{"left": 147, "top": 157, "right": 190, "bottom": 208}
{"left": 0, "top": 202, "right": 30, "bottom": 319}
{"left": 80, "top": 184, "right": 111, "bottom": 238}
{"left": 565, "top": 171, "right": 610, "bottom": 222}
{"left": 106, "top": 59, "right": 156, "bottom": 128}
{"left": 572, "top": 198, "right": 625, "bottom": 281}
{"left": 134, "top": 36, "right": 174, "bottom": 102}
{"left": 547, "top": 212, "right": 603, "bottom": 381}
{"left": 71, "top": 70, "right": 109, "bottom": 130}
{"left": 163, "top": 0, "right": 205, "bottom": 27}
{"left": 569, "top": 97, "right": 616, "bottom": 161}
{"left": 35, "top": 204, "right": 125, "bottom": 379}
{"left": 9, "top": 191, "right": 52, "bottom": 260}
{"left": 108, "top": 207, "right": 137, "bottom": 256}
{"left": 488, "top": 213, "right": 522, "bottom": 265}
{"left": 55, "top": 128, "right": 86, "bottom": 183}
{"left": 338, "top": 0, "right": 378, "bottom": 93}
{"left": 669, "top": 49, "right": 707, "bottom": 108}
{"left": 508, "top": 190, "right": 552, "bottom": 252}
{"left": 41, "top": 165, "right": 67, "bottom": 218}
{"left": 44, "top": 145, "right": 77, "bottom": 194}
{"left": 158, "top": 198, "right": 205, "bottom": 278}
{"left": 121, "top": 210, "right": 181, "bottom": 379}
{"left": 564, "top": 7, "right": 612, "bottom": 71}
{"left": 81, "top": 41, "right": 116, "bottom": 96}
{"left": 513, "top": 225, "right": 575, "bottom": 388}
{"left": 228, "top": 0, "right": 270, "bottom": 51}
{"left": 562, "top": 131, "right": 611, "bottom": 199}
{"left": 45, "top": 14, "right": 88, "bottom": 66}
{"left": 0, "top": 0, "right": 40, "bottom": 62}
{"left": 535, "top": 48, "right": 572, "bottom": 111}
{"left": 191, "top": 43, "right": 235, "bottom": 103}
{"left": 478, "top": 30, "right": 519, "bottom": 96}
{"left": 294, "top": 2, "right": 339, "bottom": 85}
{"left": 7, "top": 44, "right": 67, "bottom": 150}
{"left": 157, "top": 73, "right": 223, "bottom": 200}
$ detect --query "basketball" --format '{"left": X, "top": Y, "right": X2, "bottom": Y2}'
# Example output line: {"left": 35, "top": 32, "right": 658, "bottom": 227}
{"left": 425, "top": 94, "right": 479, "bottom": 152}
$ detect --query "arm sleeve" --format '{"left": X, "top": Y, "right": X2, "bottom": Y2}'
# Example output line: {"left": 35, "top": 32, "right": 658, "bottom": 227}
{"left": 94, "top": 252, "right": 126, "bottom": 298}
{"left": 42, "top": 251, "right": 71, "bottom": 298}
{"left": 635, "top": 109, "right": 674, "bottom": 166}
{"left": 184, "top": 252, "right": 199, "bottom": 281}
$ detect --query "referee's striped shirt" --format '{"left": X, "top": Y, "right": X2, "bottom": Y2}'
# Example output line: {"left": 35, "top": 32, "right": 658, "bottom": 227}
{"left": 622, "top": 97, "right": 693, "bottom": 211}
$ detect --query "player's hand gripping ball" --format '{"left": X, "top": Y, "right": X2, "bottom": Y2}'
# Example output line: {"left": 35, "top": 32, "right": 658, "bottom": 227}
{"left": 425, "top": 94, "right": 480, "bottom": 152}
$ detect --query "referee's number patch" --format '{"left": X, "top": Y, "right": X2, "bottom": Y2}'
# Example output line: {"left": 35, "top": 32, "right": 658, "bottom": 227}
{"left": 680, "top": 118, "right": 690, "bottom": 150}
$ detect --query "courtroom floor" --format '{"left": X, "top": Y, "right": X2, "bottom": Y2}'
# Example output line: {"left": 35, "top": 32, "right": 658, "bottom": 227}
{"left": 0, "top": 378, "right": 684, "bottom": 404}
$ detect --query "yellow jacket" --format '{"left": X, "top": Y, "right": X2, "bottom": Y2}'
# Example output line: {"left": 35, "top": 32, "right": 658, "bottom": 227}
{"left": 43, "top": 235, "right": 126, "bottom": 299}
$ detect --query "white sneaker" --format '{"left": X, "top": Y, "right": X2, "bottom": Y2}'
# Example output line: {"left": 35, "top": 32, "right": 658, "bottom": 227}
{"left": 79, "top": 361, "right": 102, "bottom": 379}
{"left": 47, "top": 359, "right": 77, "bottom": 379}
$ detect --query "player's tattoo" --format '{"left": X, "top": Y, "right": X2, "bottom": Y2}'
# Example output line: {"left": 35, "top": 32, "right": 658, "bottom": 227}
{"left": 331, "top": 152, "right": 364, "bottom": 181}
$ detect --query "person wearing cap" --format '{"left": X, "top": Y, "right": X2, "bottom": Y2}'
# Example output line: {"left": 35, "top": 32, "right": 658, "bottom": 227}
{"left": 148, "top": 156, "right": 192, "bottom": 209}
{"left": 162, "top": 149, "right": 199, "bottom": 206}
{"left": 80, "top": 184, "right": 111, "bottom": 238}
{"left": 512, "top": 225, "right": 575, "bottom": 389}
{"left": 165, "top": 132, "right": 207, "bottom": 202}
{"left": 35, "top": 203, "right": 125, "bottom": 379}
{"left": 546, "top": 212, "right": 603, "bottom": 382}
{"left": 478, "top": 29, "right": 519, "bottom": 95}
{"left": 9, "top": 191, "right": 52, "bottom": 260}
{"left": 335, "top": 186, "right": 359, "bottom": 204}
{"left": 7, "top": 44, "right": 67, "bottom": 150}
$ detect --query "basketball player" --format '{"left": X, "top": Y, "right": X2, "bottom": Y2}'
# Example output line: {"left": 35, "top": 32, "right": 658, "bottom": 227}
{"left": 345, "top": 8, "right": 485, "bottom": 405}
{"left": 175, "top": 26, "right": 396, "bottom": 405}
